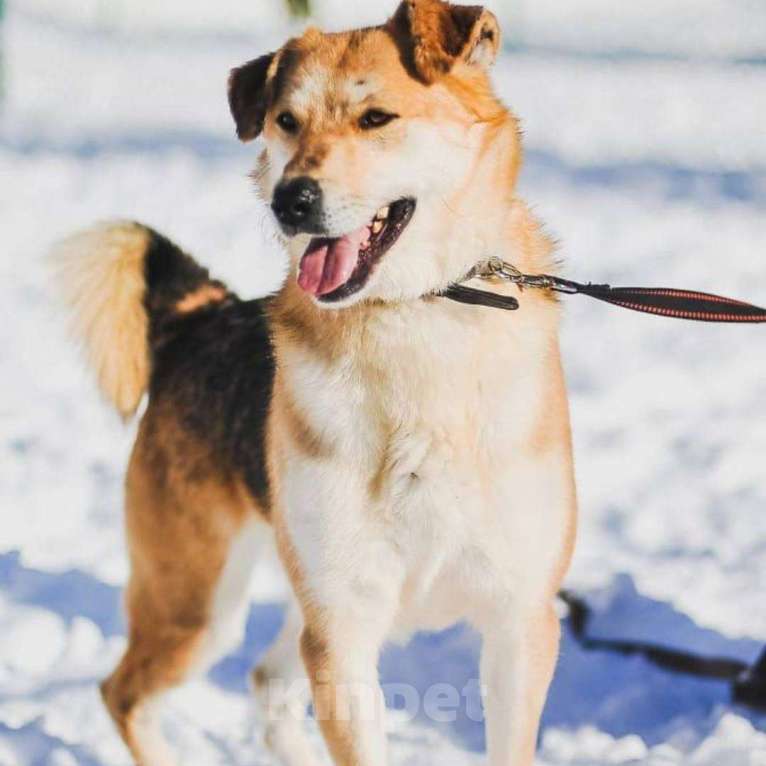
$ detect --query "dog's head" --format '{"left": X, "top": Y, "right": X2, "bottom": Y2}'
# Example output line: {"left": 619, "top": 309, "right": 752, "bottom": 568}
{"left": 229, "top": 0, "right": 518, "bottom": 307}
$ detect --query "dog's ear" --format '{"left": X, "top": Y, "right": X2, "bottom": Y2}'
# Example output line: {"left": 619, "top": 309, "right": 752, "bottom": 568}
{"left": 391, "top": 0, "right": 500, "bottom": 83}
{"left": 228, "top": 53, "right": 277, "bottom": 142}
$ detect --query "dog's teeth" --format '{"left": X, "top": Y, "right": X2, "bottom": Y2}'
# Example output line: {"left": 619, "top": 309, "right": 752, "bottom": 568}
{"left": 377, "top": 206, "right": 389, "bottom": 220}
{"left": 371, "top": 220, "right": 383, "bottom": 234}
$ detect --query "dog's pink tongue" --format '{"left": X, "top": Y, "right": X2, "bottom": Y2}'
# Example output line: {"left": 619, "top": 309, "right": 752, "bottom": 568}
{"left": 298, "top": 225, "right": 369, "bottom": 296}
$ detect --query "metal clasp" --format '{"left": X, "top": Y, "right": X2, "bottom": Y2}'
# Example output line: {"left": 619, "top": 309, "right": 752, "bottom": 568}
{"left": 471, "top": 257, "right": 523, "bottom": 282}
{"left": 470, "top": 257, "right": 579, "bottom": 294}
{"left": 489, "top": 257, "right": 523, "bottom": 280}
{"left": 472, "top": 257, "right": 537, "bottom": 291}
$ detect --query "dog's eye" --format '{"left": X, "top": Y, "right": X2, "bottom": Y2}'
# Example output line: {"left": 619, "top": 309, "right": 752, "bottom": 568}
{"left": 276, "top": 111, "right": 300, "bottom": 134}
{"left": 359, "top": 109, "right": 398, "bottom": 130}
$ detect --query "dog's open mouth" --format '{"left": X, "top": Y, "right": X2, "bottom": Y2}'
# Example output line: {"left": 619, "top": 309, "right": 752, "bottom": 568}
{"left": 297, "top": 198, "right": 416, "bottom": 303}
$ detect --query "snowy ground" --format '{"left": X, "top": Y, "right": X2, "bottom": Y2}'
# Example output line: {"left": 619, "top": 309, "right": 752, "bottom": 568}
{"left": 1, "top": 2, "right": 766, "bottom": 764}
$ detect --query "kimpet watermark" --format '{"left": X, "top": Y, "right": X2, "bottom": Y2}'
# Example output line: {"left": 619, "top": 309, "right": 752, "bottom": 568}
{"left": 261, "top": 674, "right": 486, "bottom": 724}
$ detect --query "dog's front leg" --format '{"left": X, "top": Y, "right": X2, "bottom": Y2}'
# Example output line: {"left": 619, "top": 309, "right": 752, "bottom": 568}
{"left": 480, "top": 604, "right": 560, "bottom": 766}
{"left": 300, "top": 610, "right": 392, "bottom": 766}
{"left": 275, "top": 458, "right": 402, "bottom": 765}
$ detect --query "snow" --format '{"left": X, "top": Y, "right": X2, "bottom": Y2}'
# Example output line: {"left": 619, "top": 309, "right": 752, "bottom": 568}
{"left": 1, "top": 2, "right": 766, "bottom": 764}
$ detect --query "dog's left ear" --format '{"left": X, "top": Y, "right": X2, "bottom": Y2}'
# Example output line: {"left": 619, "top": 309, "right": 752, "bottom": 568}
{"left": 228, "top": 52, "right": 276, "bottom": 142}
{"left": 391, "top": 0, "right": 501, "bottom": 83}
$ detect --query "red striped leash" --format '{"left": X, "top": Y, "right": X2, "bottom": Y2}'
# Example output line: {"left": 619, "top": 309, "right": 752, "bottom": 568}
{"left": 441, "top": 257, "right": 766, "bottom": 322}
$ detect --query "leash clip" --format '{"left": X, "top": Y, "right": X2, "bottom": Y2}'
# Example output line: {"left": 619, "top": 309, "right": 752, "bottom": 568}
{"left": 474, "top": 256, "right": 523, "bottom": 283}
{"left": 474, "top": 257, "right": 578, "bottom": 294}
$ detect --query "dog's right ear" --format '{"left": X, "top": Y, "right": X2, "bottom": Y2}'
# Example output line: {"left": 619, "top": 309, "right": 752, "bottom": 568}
{"left": 228, "top": 53, "right": 277, "bottom": 142}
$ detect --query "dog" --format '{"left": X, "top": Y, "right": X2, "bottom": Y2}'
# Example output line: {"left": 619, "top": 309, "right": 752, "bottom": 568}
{"left": 54, "top": 1, "right": 577, "bottom": 764}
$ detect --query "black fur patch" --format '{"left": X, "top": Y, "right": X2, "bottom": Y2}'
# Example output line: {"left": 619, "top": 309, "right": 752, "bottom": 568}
{"left": 142, "top": 229, "right": 275, "bottom": 507}
{"left": 228, "top": 52, "right": 276, "bottom": 142}
{"left": 148, "top": 299, "right": 275, "bottom": 507}
{"left": 144, "top": 230, "right": 228, "bottom": 320}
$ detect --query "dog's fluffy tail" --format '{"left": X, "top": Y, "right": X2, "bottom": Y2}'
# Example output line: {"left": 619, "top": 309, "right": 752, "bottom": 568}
{"left": 52, "top": 221, "right": 230, "bottom": 420}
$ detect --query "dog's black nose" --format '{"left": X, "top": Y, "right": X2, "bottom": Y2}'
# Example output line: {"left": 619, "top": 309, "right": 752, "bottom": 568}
{"left": 271, "top": 177, "right": 323, "bottom": 232}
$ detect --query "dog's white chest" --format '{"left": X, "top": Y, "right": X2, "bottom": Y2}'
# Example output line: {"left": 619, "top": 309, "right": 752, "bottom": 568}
{"left": 277, "top": 302, "right": 571, "bottom": 635}
{"left": 374, "top": 422, "right": 489, "bottom": 630}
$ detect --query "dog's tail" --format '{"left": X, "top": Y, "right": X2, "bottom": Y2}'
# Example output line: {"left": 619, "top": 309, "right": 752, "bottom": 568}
{"left": 52, "top": 221, "right": 231, "bottom": 420}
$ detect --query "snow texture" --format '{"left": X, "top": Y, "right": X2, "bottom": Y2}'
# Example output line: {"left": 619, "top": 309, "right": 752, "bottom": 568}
{"left": 1, "top": 1, "right": 765, "bottom": 764}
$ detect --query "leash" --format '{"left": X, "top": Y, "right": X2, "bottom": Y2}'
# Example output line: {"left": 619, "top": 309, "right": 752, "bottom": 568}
{"left": 441, "top": 257, "right": 766, "bottom": 322}
{"left": 560, "top": 590, "right": 766, "bottom": 712}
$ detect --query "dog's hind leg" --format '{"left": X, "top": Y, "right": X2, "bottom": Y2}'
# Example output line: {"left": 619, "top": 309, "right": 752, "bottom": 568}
{"left": 251, "top": 596, "right": 323, "bottom": 766}
{"left": 100, "top": 622, "right": 204, "bottom": 766}
{"left": 100, "top": 426, "right": 265, "bottom": 766}
{"left": 101, "top": 519, "right": 263, "bottom": 766}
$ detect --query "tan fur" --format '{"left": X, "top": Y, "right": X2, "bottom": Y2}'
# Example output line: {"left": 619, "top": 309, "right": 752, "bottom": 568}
{"left": 174, "top": 283, "right": 227, "bottom": 314}
{"left": 389, "top": 0, "right": 500, "bottom": 82}
{"left": 52, "top": 221, "right": 151, "bottom": 419}
{"left": 273, "top": 377, "right": 333, "bottom": 460}
{"left": 102, "top": 410, "right": 265, "bottom": 765}
{"left": 300, "top": 626, "right": 369, "bottom": 765}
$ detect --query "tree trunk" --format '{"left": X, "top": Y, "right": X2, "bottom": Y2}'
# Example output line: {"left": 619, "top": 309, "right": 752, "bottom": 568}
{"left": 286, "top": 0, "right": 311, "bottom": 19}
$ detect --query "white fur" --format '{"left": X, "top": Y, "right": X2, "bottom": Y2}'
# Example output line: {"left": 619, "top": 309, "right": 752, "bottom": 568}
{"left": 279, "top": 303, "right": 570, "bottom": 629}
{"left": 289, "top": 69, "right": 331, "bottom": 114}
{"left": 198, "top": 516, "right": 269, "bottom": 672}
{"left": 269, "top": 289, "right": 573, "bottom": 764}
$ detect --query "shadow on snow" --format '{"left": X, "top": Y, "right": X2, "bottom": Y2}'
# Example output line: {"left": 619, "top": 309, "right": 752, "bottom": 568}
{"left": 2, "top": 551, "right": 764, "bottom": 755}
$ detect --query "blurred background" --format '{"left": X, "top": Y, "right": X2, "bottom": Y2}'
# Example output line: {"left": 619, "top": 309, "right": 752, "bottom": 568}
{"left": 0, "top": 1, "right": 765, "bottom": 764}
